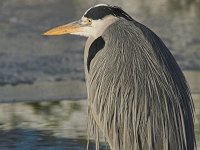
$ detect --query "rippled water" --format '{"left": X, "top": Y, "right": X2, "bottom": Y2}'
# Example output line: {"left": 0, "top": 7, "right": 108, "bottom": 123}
{"left": 0, "top": 0, "right": 199, "bottom": 87}
{"left": 0, "top": 101, "right": 107, "bottom": 150}
{"left": 0, "top": 72, "right": 199, "bottom": 150}
{"left": 0, "top": 0, "right": 199, "bottom": 149}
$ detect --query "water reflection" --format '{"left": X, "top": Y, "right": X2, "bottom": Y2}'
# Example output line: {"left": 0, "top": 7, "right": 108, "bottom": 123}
{"left": 0, "top": 80, "right": 198, "bottom": 148}
{"left": 0, "top": 72, "right": 199, "bottom": 149}
{"left": 0, "top": 100, "right": 109, "bottom": 149}
{"left": 0, "top": 128, "right": 106, "bottom": 150}
{"left": 0, "top": 0, "right": 199, "bottom": 149}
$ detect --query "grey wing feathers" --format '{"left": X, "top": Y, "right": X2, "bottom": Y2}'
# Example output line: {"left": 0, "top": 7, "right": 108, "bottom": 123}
{"left": 87, "top": 19, "right": 195, "bottom": 150}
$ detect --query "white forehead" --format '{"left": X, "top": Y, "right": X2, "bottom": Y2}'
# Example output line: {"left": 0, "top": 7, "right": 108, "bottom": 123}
{"left": 94, "top": 4, "right": 108, "bottom": 7}
{"left": 83, "top": 4, "right": 109, "bottom": 16}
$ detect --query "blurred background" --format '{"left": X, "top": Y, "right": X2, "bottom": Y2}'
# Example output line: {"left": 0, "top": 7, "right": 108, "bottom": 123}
{"left": 0, "top": 0, "right": 199, "bottom": 149}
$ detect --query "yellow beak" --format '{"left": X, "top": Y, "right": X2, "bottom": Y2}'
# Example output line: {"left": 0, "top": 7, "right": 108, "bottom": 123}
{"left": 43, "top": 21, "right": 83, "bottom": 36}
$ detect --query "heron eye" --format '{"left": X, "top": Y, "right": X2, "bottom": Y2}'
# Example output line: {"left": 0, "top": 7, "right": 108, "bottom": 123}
{"left": 87, "top": 19, "right": 92, "bottom": 24}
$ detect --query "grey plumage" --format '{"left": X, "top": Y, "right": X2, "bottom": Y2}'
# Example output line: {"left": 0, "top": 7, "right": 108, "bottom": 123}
{"left": 85, "top": 18, "right": 195, "bottom": 150}
{"left": 43, "top": 4, "right": 196, "bottom": 150}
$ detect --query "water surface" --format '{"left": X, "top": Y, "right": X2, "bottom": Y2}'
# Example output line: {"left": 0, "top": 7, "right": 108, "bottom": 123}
{"left": 0, "top": 0, "right": 199, "bottom": 149}
{"left": 0, "top": 71, "right": 199, "bottom": 149}
{"left": 0, "top": 0, "right": 199, "bottom": 88}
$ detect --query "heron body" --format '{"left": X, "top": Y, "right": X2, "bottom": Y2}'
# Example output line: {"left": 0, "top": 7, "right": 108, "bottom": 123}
{"left": 44, "top": 4, "right": 196, "bottom": 150}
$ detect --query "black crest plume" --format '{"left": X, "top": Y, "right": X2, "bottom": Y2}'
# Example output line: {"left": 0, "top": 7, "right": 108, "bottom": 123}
{"left": 84, "top": 5, "right": 133, "bottom": 21}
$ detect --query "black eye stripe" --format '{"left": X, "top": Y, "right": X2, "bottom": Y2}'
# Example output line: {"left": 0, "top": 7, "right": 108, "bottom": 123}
{"left": 84, "top": 5, "right": 133, "bottom": 21}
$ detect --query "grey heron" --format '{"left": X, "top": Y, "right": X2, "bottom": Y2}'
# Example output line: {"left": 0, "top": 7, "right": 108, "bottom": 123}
{"left": 43, "top": 4, "right": 196, "bottom": 150}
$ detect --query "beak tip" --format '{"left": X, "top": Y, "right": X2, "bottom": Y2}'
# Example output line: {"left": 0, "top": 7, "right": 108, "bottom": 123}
{"left": 42, "top": 32, "right": 50, "bottom": 36}
{"left": 42, "top": 21, "right": 81, "bottom": 36}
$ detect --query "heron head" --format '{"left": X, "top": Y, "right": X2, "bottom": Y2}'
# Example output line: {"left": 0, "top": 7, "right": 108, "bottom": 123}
{"left": 43, "top": 4, "right": 133, "bottom": 38}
